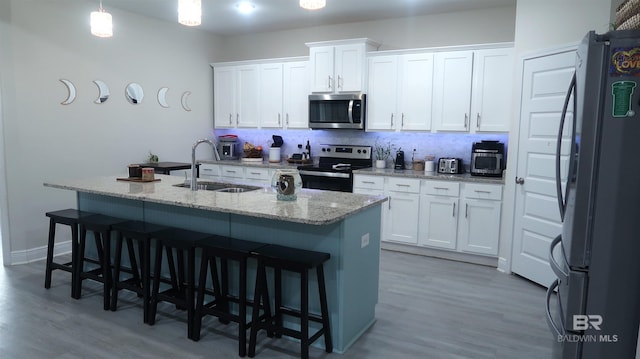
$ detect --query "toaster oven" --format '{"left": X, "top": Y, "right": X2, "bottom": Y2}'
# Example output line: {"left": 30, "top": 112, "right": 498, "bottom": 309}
{"left": 470, "top": 140, "right": 504, "bottom": 177}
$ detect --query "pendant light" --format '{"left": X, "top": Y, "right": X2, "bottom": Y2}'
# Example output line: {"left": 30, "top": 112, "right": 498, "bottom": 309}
{"left": 178, "top": 0, "right": 202, "bottom": 26}
{"left": 300, "top": 0, "right": 326, "bottom": 10}
{"left": 90, "top": 0, "right": 113, "bottom": 38}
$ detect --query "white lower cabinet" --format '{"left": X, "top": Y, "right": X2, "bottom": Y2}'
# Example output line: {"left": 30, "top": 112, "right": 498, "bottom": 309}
{"left": 418, "top": 181, "right": 460, "bottom": 250}
{"left": 199, "top": 163, "right": 221, "bottom": 180}
{"left": 244, "top": 167, "right": 272, "bottom": 185}
{"left": 355, "top": 174, "right": 503, "bottom": 258}
{"left": 386, "top": 177, "right": 420, "bottom": 244}
{"left": 457, "top": 183, "right": 502, "bottom": 256}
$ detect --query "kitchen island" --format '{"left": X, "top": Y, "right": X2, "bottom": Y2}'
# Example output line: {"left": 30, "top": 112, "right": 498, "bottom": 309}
{"left": 44, "top": 174, "right": 386, "bottom": 353}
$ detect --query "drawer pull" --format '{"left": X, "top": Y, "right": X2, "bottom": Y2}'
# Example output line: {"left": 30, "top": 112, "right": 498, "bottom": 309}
{"left": 250, "top": 172, "right": 261, "bottom": 175}
{"left": 396, "top": 184, "right": 411, "bottom": 187}
{"left": 474, "top": 190, "right": 491, "bottom": 194}
{"left": 203, "top": 169, "right": 212, "bottom": 172}
{"left": 362, "top": 181, "right": 375, "bottom": 184}
{"left": 434, "top": 187, "right": 449, "bottom": 190}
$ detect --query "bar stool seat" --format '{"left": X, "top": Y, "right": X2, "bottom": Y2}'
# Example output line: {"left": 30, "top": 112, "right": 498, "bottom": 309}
{"left": 76, "top": 214, "right": 128, "bottom": 310}
{"left": 148, "top": 227, "right": 213, "bottom": 340}
{"left": 248, "top": 244, "right": 333, "bottom": 359}
{"left": 44, "top": 209, "right": 97, "bottom": 298}
{"left": 193, "top": 236, "right": 267, "bottom": 357}
{"left": 110, "top": 220, "right": 169, "bottom": 323}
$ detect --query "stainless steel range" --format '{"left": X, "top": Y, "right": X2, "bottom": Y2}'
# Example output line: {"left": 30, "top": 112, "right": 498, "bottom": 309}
{"left": 297, "top": 144, "right": 372, "bottom": 192}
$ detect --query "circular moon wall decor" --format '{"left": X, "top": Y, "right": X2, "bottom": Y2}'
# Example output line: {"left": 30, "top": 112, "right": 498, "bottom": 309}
{"left": 125, "top": 83, "right": 144, "bottom": 104}
{"left": 181, "top": 91, "right": 192, "bottom": 112}
{"left": 59, "top": 79, "right": 76, "bottom": 105}
{"left": 93, "top": 80, "right": 110, "bottom": 104}
{"left": 157, "top": 87, "right": 170, "bottom": 108}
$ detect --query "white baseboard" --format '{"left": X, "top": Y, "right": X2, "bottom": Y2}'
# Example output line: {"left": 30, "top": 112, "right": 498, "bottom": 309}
{"left": 9, "top": 240, "right": 72, "bottom": 265}
{"left": 381, "top": 242, "right": 498, "bottom": 267}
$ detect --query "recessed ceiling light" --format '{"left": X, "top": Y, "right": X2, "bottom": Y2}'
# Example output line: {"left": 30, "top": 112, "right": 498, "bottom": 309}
{"left": 236, "top": 1, "right": 256, "bottom": 14}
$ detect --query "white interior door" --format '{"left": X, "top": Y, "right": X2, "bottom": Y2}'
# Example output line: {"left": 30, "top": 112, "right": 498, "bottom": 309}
{"left": 511, "top": 49, "right": 576, "bottom": 287}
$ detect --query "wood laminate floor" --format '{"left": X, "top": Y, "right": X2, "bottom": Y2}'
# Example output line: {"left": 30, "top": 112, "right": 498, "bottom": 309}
{"left": 0, "top": 250, "right": 555, "bottom": 358}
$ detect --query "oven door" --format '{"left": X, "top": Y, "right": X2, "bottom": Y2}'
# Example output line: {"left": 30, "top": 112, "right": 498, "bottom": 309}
{"left": 298, "top": 170, "right": 353, "bottom": 192}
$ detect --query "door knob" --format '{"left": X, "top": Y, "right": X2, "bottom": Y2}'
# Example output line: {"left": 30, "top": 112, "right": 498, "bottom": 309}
{"left": 515, "top": 177, "right": 525, "bottom": 185}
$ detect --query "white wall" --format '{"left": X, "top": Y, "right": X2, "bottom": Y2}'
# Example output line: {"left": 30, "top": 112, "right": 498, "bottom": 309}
{"left": 217, "top": 5, "right": 516, "bottom": 61}
{"left": 498, "top": 0, "right": 618, "bottom": 272}
{"left": 0, "top": 0, "right": 223, "bottom": 264}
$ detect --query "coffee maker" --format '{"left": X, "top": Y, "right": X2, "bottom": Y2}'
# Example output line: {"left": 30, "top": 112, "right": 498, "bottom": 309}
{"left": 218, "top": 136, "right": 238, "bottom": 160}
{"left": 394, "top": 150, "right": 406, "bottom": 170}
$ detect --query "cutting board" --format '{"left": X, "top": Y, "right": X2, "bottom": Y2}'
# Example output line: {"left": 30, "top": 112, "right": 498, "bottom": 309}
{"left": 116, "top": 177, "right": 161, "bottom": 183}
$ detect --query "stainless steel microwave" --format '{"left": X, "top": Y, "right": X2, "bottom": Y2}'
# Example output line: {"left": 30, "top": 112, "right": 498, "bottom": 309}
{"left": 308, "top": 94, "right": 366, "bottom": 130}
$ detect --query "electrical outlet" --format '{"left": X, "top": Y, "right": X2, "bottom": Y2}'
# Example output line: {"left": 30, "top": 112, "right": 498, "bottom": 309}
{"left": 361, "top": 233, "right": 370, "bottom": 248}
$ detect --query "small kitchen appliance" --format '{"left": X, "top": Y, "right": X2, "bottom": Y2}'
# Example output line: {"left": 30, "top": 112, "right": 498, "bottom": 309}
{"left": 394, "top": 150, "right": 406, "bottom": 170}
{"left": 470, "top": 140, "right": 505, "bottom": 177}
{"left": 218, "top": 135, "right": 238, "bottom": 160}
{"left": 297, "top": 144, "right": 372, "bottom": 192}
{"left": 437, "top": 158, "right": 464, "bottom": 174}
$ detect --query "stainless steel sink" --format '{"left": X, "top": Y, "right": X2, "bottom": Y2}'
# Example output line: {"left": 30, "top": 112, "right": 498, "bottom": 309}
{"left": 173, "top": 181, "right": 262, "bottom": 192}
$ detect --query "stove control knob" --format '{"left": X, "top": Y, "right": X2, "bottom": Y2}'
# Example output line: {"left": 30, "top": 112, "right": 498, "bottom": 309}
{"left": 321, "top": 148, "right": 326, "bottom": 152}
{"left": 362, "top": 149, "right": 367, "bottom": 154}
{"left": 326, "top": 148, "right": 331, "bottom": 152}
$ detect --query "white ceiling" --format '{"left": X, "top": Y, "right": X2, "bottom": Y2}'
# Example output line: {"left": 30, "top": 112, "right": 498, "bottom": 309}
{"left": 104, "top": 0, "right": 516, "bottom": 36}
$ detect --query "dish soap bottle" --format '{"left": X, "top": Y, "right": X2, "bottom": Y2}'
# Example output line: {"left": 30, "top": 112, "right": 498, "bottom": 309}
{"left": 305, "top": 140, "right": 311, "bottom": 160}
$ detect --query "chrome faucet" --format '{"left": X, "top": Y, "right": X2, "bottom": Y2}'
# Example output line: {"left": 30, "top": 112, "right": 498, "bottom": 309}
{"left": 191, "top": 139, "right": 216, "bottom": 191}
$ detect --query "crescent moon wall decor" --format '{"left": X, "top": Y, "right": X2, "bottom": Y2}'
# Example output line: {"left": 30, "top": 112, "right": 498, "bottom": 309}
{"left": 93, "top": 80, "right": 110, "bottom": 104}
{"left": 157, "top": 87, "right": 170, "bottom": 108}
{"left": 181, "top": 91, "right": 192, "bottom": 112}
{"left": 59, "top": 79, "right": 76, "bottom": 105}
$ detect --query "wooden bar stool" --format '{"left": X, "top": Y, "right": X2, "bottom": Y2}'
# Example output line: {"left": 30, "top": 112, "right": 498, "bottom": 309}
{"left": 148, "top": 227, "right": 213, "bottom": 340}
{"left": 248, "top": 245, "right": 333, "bottom": 359}
{"left": 110, "top": 220, "right": 168, "bottom": 323}
{"left": 193, "top": 236, "right": 267, "bottom": 357}
{"left": 44, "top": 209, "right": 97, "bottom": 298}
{"left": 76, "top": 214, "right": 128, "bottom": 310}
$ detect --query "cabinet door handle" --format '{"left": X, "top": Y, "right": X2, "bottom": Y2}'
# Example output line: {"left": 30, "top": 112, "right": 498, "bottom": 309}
{"left": 278, "top": 113, "right": 281, "bottom": 126}
{"left": 465, "top": 203, "right": 469, "bottom": 218}
{"left": 452, "top": 202, "right": 456, "bottom": 217}
{"left": 337, "top": 75, "right": 343, "bottom": 89}
{"left": 228, "top": 113, "right": 232, "bottom": 125}
{"left": 236, "top": 113, "right": 239, "bottom": 125}
{"left": 202, "top": 168, "right": 212, "bottom": 172}
{"left": 390, "top": 113, "right": 394, "bottom": 127}
{"left": 388, "top": 196, "right": 391, "bottom": 210}
{"left": 476, "top": 113, "right": 481, "bottom": 129}
{"left": 401, "top": 113, "right": 405, "bottom": 127}
{"left": 464, "top": 113, "right": 468, "bottom": 128}
{"left": 434, "top": 186, "right": 449, "bottom": 190}
{"left": 395, "top": 184, "right": 411, "bottom": 187}
{"left": 362, "top": 181, "right": 375, "bottom": 184}
{"left": 250, "top": 172, "right": 261, "bottom": 175}
{"left": 328, "top": 76, "right": 333, "bottom": 90}
{"left": 286, "top": 113, "right": 290, "bottom": 126}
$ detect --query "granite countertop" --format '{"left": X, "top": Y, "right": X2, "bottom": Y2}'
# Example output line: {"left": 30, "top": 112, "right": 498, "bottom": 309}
{"left": 354, "top": 167, "right": 505, "bottom": 184}
{"left": 43, "top": 175, "right": 387, "bottom": 226}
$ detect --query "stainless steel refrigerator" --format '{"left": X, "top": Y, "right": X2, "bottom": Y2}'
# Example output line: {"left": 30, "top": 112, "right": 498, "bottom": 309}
{"left": 545, "top": 30, "right": 640, "bottom": 359}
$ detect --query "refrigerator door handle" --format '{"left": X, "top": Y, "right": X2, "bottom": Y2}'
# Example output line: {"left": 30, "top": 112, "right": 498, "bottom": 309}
{"left": 546, "top": 279, "right": 565, "bottom": 337}
{"left": 556, "top": 73, "right": 577, "bottom": 222}
{"left": 549, "top": 235, "right": 568, "bottom": 280}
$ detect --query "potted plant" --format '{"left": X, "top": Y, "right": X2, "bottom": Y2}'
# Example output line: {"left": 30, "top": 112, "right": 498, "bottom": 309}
{"left": 373, "top": 140, "right": 394, "bottom": 169}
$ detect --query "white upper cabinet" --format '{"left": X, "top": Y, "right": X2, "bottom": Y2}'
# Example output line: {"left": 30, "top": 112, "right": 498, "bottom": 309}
{"left": 283, "top": 61, "right": 310, "bottom": 129}
{"left": 470, "top": 48, "right": 514, "bottom": 132}
{"left": 259, "top": 63, "right": 284, "bottom": 128}
{"left": 213, "top": 64, "right": 259, "bottom": 128}
{"left": 214, "top": 59, "right": 309, "bottom": 130}
{"left": 308, "top": 39, "right": 380, "bottom": 93}
{"left": 213, "top": 66, "right": 236, "bottom": 129}
{"left": 433, "top": 47, "right": 513, "bottom": 133}
{"left": 433, "top": 50, "right": 474, "bottom": 132}
{"left": 367, "top": 52, "right": 434, "bottom": 131}
{"left": 367, "top": 55, "right": 399, "bottom": 130}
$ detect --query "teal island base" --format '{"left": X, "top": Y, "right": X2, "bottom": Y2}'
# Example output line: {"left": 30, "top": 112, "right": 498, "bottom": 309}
{"left": 77, "top": 192, "right": 381, "bottom": 353}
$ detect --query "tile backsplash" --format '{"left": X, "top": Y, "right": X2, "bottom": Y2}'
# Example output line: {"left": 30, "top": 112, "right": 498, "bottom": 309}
{"left": 214, "top": 128, "right": 508, "bottom": 168}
